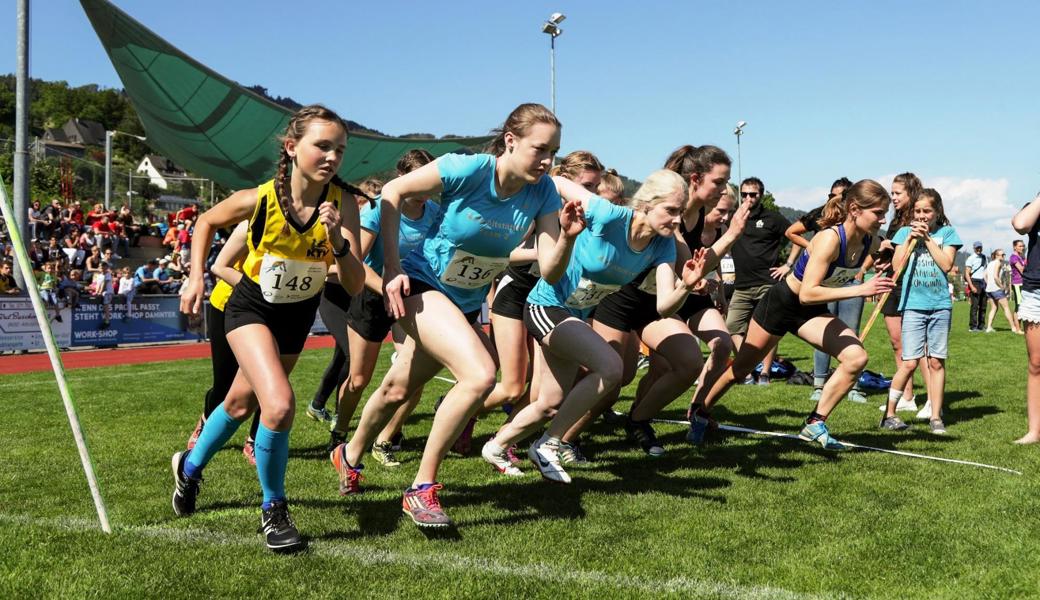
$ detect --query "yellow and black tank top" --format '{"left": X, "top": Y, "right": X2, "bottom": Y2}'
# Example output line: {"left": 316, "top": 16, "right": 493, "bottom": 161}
{"left": 240, "top": 180, "right": 341, "bottom": 304}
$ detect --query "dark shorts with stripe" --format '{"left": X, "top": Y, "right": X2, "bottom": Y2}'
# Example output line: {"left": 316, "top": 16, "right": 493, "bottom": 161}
{"left": 491, "top": 268, "right": 539, "bottom": 320}
{"left": 523, "top": 303, "right": 576, "bottom": 343}
{"left": 591, "top": 287, "right": 660, "bottom": 333}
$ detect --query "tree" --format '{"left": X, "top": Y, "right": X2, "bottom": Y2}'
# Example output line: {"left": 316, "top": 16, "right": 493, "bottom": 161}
{"left": 137, "top": 179, "right": 162, "bottom": 201}
{"left": 181, "top": 180, "right": 197, "bottom": 199}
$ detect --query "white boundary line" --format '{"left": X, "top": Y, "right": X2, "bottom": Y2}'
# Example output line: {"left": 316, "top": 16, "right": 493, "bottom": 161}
{"left": 653, "top": 418, "right": 1023, "bottom": 476}
{"left": 0, "top": 513, "right": 819, "bottom": 599}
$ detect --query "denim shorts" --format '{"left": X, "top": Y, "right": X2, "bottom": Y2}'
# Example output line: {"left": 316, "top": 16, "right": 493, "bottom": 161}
{"left": 987, "top": 289, "right": 1007, "bottom": 301}
{"left": 1019, "top": 288, "right": 1040, "bottom": 323}
{"left": 901, "top": 308, "right": 951, "bottom": 360}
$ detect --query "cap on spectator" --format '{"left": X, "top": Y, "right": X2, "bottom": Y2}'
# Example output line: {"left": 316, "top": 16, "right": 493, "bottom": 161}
{"left": 159, "top": 258, "right": 170, "bottom": 265}
{"left": 973, "top": 241, "right": 983, "bottom": 249}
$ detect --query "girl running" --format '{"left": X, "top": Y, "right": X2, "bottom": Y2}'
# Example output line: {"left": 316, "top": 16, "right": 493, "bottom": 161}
{"left": 331, "top": 103, "right": 575, "bottom": 528}
{"left": 984, "top": 249, "right": 1022, "bottom": 334}
{"left": 484, "top": 170, "right": 709, "bottom": 482}
{"left": 880, "top": 188, "right": 961, "bottom": 433}
{"left": 688, "top": 180, "right": 894, "bottom": 449}
{"left": 172, "top": 105, "right": 366, "bottom": 552}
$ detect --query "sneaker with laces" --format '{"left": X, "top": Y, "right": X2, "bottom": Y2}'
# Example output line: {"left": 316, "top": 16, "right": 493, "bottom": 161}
{"left": 171, "top": 451, "right": 202, "bottom": 516}
{"left": 306, "top": 403, "right": 335, "bottom": 427}
{"left": 558, "top": 440, "right": 589, "bottom": 465}
{"left": 402, "top": 483, "right": 453, "bottom": 528}
{"left": 186, "top": 415, "right": 205, "bottom": 450}
{"left": 481, "top": 440, "right": 523, "bottom": 476}
{"left": 757, "top": 375, "right": 770, "bottom": 386}
{"left": 371, "top": 441, "right": 402, "bottom": 467}
{"left": 929, "top": 419, "right": 947, "bottom": 435}
{"left": 451, "top": 417, "right": 478, "bottom": 455}
{"left": 687, "top": 410, "right": 711, "bottom": 445}
{"left": 878, "top": 395, "right": 918, "bottom": 413}
{"left": 258, "top": 500, "right": 305, "bottom": 552}
{"left": 624, "top": 418, "right": 665, "bottom": 456}
{"left": 330, "top": 444, "right": 364, "bottom": 495}
{"left": 809, "top": 388, "right": 823, "bottom": 402}
{"left": 798, "top": 420, "right": 846, "bottom": 451}
{"left": 916, "top": 400, "right": 943, "bottom": 422}
{"left": 846, "top": 389, "right": 868, "bottom": 404}
{"left": 326, "top": 430, "right": 347, "bottom": 455}
{"left": 879, "top": 415, "right": 910, "bottom": 431}
{"left": 528, "top": 436, "right": 572, "bottom": 483}
{"left": 242, "top": 437, "right": 257, "bottom": 466}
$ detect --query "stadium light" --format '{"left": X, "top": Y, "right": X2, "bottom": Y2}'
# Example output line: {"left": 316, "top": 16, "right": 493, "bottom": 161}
{"left": 733, "top": 120, "right": 747, "bottom": 184}
{"left": 105, "top": 129, "right": 147, "bottom": 210}
{"left": 542, "top": 12, "right": 565, "bottom": 116}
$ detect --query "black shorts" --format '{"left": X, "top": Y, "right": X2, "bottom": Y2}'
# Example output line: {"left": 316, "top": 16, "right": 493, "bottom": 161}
{"left": 523, "top": 303, "right": 576, "bottom": 343}
{"left": 676, "top": 293, "right": 716, "bottom": 322}
{"left": 751, "top": 279, "right": 830, "bottom": 337}
{"left": 223, "top": 276, "right": 320, "bottom": 355}
{"left": 347, "top": 287, "right": 396, "bottom": 343}
{"left": 592, "top": 287, "right": 660, "bottom": 333}
{"left": 407, "top": 278, "right": 481, "bottom": 325}
{"left": 880, "top": 285, "right": 902, "bottom": 317}
{"left": 492, "top": 269, "right": 539, "bottom": 320}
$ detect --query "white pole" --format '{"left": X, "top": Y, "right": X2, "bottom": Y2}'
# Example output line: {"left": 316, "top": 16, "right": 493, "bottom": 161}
{"left": 0, "top": 178, "right": 112, "bottom": 533}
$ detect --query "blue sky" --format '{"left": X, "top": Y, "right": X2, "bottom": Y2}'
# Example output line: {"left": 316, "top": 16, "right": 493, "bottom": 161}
{"left": 5, "top": 0, "right": 1039, "bottom": 251}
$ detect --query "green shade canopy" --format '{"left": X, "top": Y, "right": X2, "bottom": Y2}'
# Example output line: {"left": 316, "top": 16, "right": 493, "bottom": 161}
{"left": 80, "top": 0, "right": 492, "bottom": 190}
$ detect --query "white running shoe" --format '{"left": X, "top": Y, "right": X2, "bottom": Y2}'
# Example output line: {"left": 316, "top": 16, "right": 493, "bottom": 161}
{"left": 481, "top": 441, "right": 523, "bottom": 477}
{"left": 878, "top": 395, "right": 918, "bottom": 413}
{"left": 528, "top": 436, "right": 571, "bottom": 484}
{"left": 916, "top": 400, "right": 943, "bottom": 421}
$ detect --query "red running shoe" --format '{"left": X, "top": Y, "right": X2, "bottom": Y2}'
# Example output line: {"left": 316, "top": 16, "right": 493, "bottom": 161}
{"left": 242, "top": 437, "right": 256, "bottom": 466}
{"left": 186, "top": 415, "right": 205, "bottom": 450}
{"left": 402, "top": 483, "right": 453, "bottom": 528}
{"left": 330, "top": 444, "right": 364, "bottom": 495}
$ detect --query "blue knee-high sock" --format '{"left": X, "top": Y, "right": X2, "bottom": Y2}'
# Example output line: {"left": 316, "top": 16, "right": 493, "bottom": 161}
{"left": 184, "top": 405, "right": 243, "bottom": 478}
{"left": 254, "top": 424, "right": 290, "bottom": 508}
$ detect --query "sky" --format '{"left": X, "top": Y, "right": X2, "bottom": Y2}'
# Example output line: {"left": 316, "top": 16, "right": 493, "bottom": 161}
{"left": 4, "top": 0, "right": 1039, "bottom": 252}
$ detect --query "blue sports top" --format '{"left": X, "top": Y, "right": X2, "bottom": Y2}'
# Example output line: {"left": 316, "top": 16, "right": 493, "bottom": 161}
{"left": 527, "top": 196, "right": 677, "bottom": 318}
{"left": 402, "top": 153, "right": 561, "bottom": 313}
{"left": 792, "top": 224, "right": 870, "bottom": 288}
{"left": 361, "top": 197, "right": 440, "bottom": 276}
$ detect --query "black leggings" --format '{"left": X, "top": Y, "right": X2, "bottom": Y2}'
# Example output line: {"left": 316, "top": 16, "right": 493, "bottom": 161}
{"left": 203, "top": 302, "right": 261, "bottom": 439}
{"left": 311, "top": 282, "right": 352, "bottom": 410}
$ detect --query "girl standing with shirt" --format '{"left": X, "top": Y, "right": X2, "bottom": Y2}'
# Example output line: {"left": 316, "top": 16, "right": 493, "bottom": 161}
{"left": 1011, "top": 194, "right": 1040, "bottom": 443}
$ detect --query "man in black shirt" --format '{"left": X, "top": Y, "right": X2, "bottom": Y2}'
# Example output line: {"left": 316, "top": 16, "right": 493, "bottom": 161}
{"left": 724, "top": 177, "right": 791, "bottom": 383}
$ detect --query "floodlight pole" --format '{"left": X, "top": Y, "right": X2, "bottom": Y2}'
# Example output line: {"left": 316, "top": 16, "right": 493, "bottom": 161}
{"left": 733, "top": 121, "right": 746, "bottom": 185}
{"left": 105, "top": 130, "right": 146, "bottom": 210}
{"left": 13, "top": 0, "right": 31, "bottom": 289}
{"left": 542, "top": 13, "right": 565, "bottom": 116}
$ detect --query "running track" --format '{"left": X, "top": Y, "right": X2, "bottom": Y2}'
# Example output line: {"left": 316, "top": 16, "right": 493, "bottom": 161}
{"left": 0, "top": 336, "right": 337, "bottom": 375}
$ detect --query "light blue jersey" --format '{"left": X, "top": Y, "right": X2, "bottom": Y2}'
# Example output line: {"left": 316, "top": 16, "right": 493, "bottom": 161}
{"left": 527, "top": 196, "right": 677, "bottom": 318}
{"left": 361, "top": 197, "right": 440, "bottom": 276}
{"left": 892, "top": 224, "right": 962, "bottom": 310}
{"left": 403, "top": 153, "right": 561, "bottom": 312}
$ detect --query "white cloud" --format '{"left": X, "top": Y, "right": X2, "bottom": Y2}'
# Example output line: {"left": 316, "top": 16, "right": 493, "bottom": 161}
{"left": 774, "top": 176, "right": 1021, "bottom": 253}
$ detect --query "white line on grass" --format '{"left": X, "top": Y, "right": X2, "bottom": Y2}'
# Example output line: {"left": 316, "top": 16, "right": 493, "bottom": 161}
{"left": 654, "top": 418, "right": 1023, "bottom": 476}
{"left": 0, "top": 365, "right": 190, "bottom": 389}
{"left": 2, "top": 512, "right": 825, "bottom": 599}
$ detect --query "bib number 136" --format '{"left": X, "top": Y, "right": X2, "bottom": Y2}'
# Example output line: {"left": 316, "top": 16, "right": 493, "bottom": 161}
{"left": 440, "top": 249, "right": 509, "bottom": 290}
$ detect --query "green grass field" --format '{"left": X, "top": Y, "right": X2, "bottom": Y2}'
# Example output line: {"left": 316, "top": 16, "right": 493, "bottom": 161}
{"left": 1, "top": 302, "right": 1037, "bottom": 599}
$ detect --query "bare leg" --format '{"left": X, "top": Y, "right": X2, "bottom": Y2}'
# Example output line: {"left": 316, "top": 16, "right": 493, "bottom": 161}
{"left": 796, "top": 316, "right": 868, "bottom": 418}
{"left": 332, "top": 328, "right": 382, "bottom": 435}
{"left": 560, "top": 322, "right": 633, "bottom": 443}
{"left": 1016, "top": 322, "right": 1040, "bottom": 443}
{"left": 695, "top": 320, "right": 781, "bottom": 412}
{"left": 628, "top": 318, "right": 702, "bottom": 421}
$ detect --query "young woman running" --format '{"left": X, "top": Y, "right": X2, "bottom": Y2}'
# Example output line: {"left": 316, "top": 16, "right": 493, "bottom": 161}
{"left": 484, "top": 170, "right": 709, "bottom": 482}
{"left": 688, "top": 180, "right": 894, "bottom": 449}
{"left": 471, "top": 151, "right": 604, "bottom": 460}
{"left": 559, "top": 145, "right": 745, "bottom": 459}
{"left": 1011, "top": 194, "right": 1040, "bottom": 444}
{"left": 331, "top": 103, "right": 576, "bottom": 528}
{"left": 881, "top": 173, "right": 929, "bottom": 413}
{"left": 785, "top": 177, "right": 872, "bottom": 403}
{"left": 880, "top": 189, "right": 961, "bottom": 434}
{"left": 984, "top": 249, "right": 1022, "bottom": 334}
{"left": 172, "top": 105, "right": 365, "bottom": 551}
{"left": 328, "top": 149, "right": 440, "bottom": 467}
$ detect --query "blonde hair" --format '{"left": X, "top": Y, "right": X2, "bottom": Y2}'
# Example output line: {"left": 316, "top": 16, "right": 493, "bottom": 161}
{"left": 630, "top": 170, "right": 687, "bottom": 212}
{"left": 550, "top": 150, "right": 604, "bottom": 179}
{"left": 597, "top": 169, "right": 626, "bottom": 206}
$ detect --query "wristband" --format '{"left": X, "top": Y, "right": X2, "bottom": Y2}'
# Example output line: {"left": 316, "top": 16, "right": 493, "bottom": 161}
{"left": 331, "top": 238, "right": 351, "bottom": 258}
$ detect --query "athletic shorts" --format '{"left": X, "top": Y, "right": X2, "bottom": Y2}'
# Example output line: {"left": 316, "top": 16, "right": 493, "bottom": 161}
{"left": 901, "top": 308, "right": 951, "bottom": 360}
{"left": 1013, "top": 284, "right": 1023, "bottom": 311}
{"left": 524, "top": 302, "right": 578, "bottom": 343}
{"left": 676, "top": 293, "right": 716, "bottom": 322}
{"left": 223, "top": 276, "right": 320, "bottom": 355}
{"left": 725, "top": 283, "right": 774, "bottom": 335}
{"left": 591, "top": 287, "right": 659, "bottom": 333}
{"left": 491, "top": 270, "right": 538, "bottom": 320}
{"left": 407, "top": 278, "right": 481, "bottom": 325}
{"left": 751, "top": 279, "right": 829, "bottom": 337}
{"left": 880, "top": 286, "right": 903, "bottom": 317}
{"left": 347, "top": 287, "right": 396, "bottom": 343}
{"left": 987, "top": 289, "right": 1007, "bottom": 301}
{"left": 1018, "top": 288, "right": 1040, "bottom": 323}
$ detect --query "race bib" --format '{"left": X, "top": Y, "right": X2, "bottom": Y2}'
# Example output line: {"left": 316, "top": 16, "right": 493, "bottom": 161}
{"left": 439, "top": 249, "right": 510, "bottom": 289}
{"left": 720, "top": 256, "right": 735, "bottom": 274}
{"left": 821, "top": 266, "right": 860, "bottom": 288}
{"left": 565, "top": 277, "right": 622, "bottom": 309}
{"left": 258, "top": 253, "right": 327, "bottom": 303}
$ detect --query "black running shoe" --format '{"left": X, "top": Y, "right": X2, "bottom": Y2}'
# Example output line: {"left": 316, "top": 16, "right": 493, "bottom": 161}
{"left": 326, "top": 430, "right": 347, "bottom": 455}
{"left": 623, "top": 417, "right": 665, "bottom": 457}
{"left": 171, "top": 451, "right": 202, "bottom": 516}
{"left": 258, "top": 500, "right": 306, "bottom": 552}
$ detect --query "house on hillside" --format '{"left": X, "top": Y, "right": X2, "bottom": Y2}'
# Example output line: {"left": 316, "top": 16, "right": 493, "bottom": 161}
{"left": 136, "top": 155, "right": 187, "bottom": 190}
{"left": 40, "top": 117, "right": 107, "bottom": 158}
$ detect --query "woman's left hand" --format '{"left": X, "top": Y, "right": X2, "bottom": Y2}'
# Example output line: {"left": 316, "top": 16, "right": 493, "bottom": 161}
{"left": 681, "top": 248, "right": 710, "bottom": 290}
